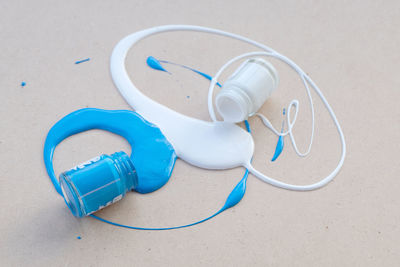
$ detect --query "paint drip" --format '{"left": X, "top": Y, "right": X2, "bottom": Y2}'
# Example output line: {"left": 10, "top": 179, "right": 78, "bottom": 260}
{"left": 271, "top": 108, "right": 286, "bottom": 161}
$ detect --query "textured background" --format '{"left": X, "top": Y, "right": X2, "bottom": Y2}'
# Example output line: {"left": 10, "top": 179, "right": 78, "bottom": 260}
{"left": 1, "top": 0, "right": 399, "bottom": 266}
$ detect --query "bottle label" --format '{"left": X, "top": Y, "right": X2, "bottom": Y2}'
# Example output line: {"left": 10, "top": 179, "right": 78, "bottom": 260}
{"left": 69, "top": 156, "right": 101, "bottom": 171}
{"left": 87, "top": 194, "right": 123, "bottom": 215}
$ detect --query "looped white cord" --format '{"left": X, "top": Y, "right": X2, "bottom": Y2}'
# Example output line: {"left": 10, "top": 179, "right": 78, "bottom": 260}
{"left": 254, "top": 100, "right": 299, "bottom": 137}
{"left": 255, "top": 98, "right": 313, "bottom": 157}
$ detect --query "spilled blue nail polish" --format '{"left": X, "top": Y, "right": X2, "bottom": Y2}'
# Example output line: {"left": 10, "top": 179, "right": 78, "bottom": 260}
{"left": 146, "top": 56, "right": 168, "bottom": 72}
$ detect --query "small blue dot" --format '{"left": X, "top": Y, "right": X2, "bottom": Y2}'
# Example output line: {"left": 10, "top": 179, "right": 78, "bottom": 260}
{"left": 77, "top": 236, "right": 81, "bottom": 240}
{"left": 21, "top": 82, "right": 26, "bottom": 87}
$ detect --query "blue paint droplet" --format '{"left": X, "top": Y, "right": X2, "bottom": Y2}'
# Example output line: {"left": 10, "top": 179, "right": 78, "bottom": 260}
{"left": 271, "top": 135, "right": 284, "bottom": 162}
{"left": 21, "top": 81, "right": 26, "bottom": 87}
{"left": 147, "top": 56, "right": 168, "bottom": 72}
{"left": 75, "top": 58, "right": 90, "bottom": 64}
{"left": 77, "top": 236, "right": 81, "bottom": 240}
{"left": 186, "top": 96, "right": 190, "bottom": 99}
{"left": 283, "top": 108, "right": 286, "bottom": 115}
{"left": 221, "top": 173, "right": 248, "bottom": 211}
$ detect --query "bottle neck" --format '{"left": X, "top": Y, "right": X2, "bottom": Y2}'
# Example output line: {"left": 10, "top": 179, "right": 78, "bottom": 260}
{"left": 111, "top": 151, "right": 138, "bottom": 191}
{"left": 215, "top": 84, "right": 253, "bottom": 122}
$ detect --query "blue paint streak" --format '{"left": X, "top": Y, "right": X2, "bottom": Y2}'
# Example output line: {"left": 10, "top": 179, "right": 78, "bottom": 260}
{"left": 191, "top": 69, "right": 222, "bottom": 87}
{"left": 148, "top": 57, "right": 222, "bottom": 87}
{"left": 90, "top": 211, "right": 220, "bottom": 231}
{"left": 21, "top": 81, "right": 26, "bottom": 87}
{"left": 146, "top": 56, "right": 168, "bottom": 72}
{"left": 75, "top": 58, "right": 90, "bottom": 64}
{"left": 160, "top": 60, "right": 223, "bottom": 87}
{"left": 90, "top": 163, "right": 248, "bottom": 231}
{"left": 43, "top": 108, "right": 176, "bottom": 195}
{"left": 90, "top": 166, "right": 248, "bottom": 230}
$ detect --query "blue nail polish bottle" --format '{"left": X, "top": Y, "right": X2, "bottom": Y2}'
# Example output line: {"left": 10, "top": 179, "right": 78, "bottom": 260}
{"left": 59, "top": 151, "right": 137, "bottom": 217}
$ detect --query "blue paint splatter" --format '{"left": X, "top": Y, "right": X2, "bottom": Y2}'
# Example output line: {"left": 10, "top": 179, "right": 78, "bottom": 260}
{"left": 21, "top": 81, "right": 26, "bottom": 87}
{"left": 77, "top": 236, "right": 81, "bottom": 240}
{"left": 146, "top": 56, "right": 168, "bottom": 72}
{"left": 75, "top": 58, "right": 90, "bottom": 64}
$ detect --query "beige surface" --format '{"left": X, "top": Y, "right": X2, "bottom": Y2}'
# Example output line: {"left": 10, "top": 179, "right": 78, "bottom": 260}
{"left": 1, "top": 0, "right": 400, "bottom": 266}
